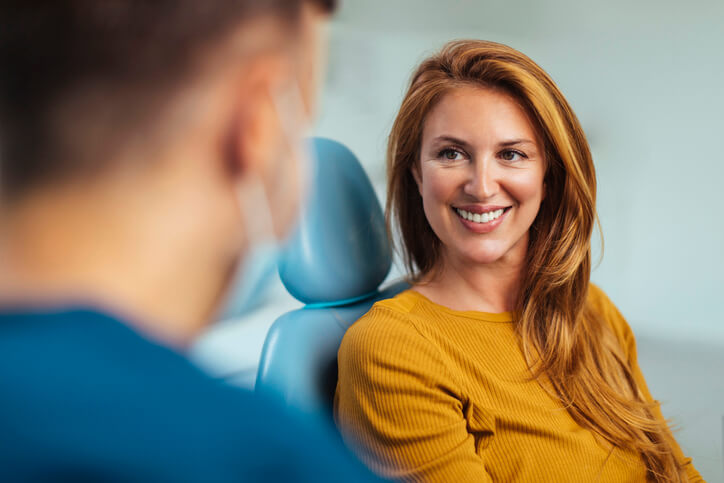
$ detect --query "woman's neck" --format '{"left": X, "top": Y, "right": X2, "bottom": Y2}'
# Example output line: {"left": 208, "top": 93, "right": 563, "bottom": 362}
{"left": 413, "top": 237, "right": 528, "bottom": 314}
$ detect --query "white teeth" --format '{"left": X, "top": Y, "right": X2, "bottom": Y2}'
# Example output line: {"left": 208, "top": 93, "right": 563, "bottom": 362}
{"left": 455, "top": 207, "right": 505, "bottom": 224}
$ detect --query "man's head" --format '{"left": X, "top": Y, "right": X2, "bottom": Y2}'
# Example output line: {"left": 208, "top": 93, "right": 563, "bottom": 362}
{"left": 0, "top": 0, "right": 335, "bottom": 344}
{"left": 0, "top": 0, "right": 333, "bottom": 201}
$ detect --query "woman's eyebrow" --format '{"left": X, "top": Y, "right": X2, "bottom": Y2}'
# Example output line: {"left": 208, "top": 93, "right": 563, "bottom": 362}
{"left": 429, "top": 136, "right": 536, "bottom": 150}
{"left": 430, "top": 135, "right": 473, "bottom": 149}
{"left": 498, "top": 138, "right": 536, "bottom": 147}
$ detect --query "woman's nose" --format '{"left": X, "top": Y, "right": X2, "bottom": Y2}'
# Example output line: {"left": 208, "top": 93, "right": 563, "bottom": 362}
{"left": 463, "top": 159, "right": 499, "bottom": 200}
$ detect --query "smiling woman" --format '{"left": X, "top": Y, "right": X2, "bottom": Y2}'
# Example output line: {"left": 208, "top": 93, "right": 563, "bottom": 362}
{"left": 414, "top": 86, "right": 545, "bottom": 273}
{"left": 334, "top": 40, "right": 704, "bottom": 482}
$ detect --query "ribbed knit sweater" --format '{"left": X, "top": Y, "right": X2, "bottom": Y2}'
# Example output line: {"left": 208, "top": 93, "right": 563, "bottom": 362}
{"left": 334, "top": 285, "right": 703, "bottom": 482}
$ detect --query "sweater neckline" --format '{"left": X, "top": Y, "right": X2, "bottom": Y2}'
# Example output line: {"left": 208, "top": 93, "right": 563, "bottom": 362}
{"left": 404, "top": 289, "right": 514, "bottom": 323}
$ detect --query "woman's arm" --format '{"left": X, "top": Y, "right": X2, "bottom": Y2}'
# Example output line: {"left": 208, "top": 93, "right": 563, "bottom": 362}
{"left": 334, "top": 306, "right": 493, "bottom": 483}
{"left": 589, "top": 285, "right": 705, "bottom": 483}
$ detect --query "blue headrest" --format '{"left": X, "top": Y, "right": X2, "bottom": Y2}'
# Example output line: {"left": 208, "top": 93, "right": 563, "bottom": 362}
{"left": 278, "top": 138, "right": 391, "bottom": 306}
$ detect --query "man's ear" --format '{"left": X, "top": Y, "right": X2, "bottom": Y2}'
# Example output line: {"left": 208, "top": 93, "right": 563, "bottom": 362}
{"left": 226, "top": 54, "right": 289, "bottom": 180}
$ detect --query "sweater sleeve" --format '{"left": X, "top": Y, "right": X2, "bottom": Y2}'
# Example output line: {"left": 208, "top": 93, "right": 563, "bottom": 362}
{"left": 588, "top": 285, "right": 705, "bottom": 483}
{"left": 334, "top": 306, "right": 492, "bottom": 483}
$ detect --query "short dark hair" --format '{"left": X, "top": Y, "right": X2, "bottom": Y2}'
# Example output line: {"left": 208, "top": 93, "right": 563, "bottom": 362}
{"left": 0, "top": 0, "right": 336, "bottom": 201}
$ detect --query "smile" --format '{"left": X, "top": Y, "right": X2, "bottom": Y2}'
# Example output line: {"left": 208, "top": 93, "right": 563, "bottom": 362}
{"left": 454, "top": 207, "right": 506, "bottom": 224}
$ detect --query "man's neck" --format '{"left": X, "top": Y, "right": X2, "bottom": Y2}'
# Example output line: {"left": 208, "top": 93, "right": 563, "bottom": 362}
{"left": 0, "top": 175, "right": 235, "bottom": 348}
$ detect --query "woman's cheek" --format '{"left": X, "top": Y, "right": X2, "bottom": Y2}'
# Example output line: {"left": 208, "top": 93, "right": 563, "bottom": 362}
{"left": 506, "top": 169, "right": 545, "bottom": 206}
{"left": 428, "top": 178, "right": 454, "bottom": 204}
{"left": 423, "top": 166, "right": 462, "bottom": 202}
{"left": 418, "top": 167, "right": 458, "bottom": 237}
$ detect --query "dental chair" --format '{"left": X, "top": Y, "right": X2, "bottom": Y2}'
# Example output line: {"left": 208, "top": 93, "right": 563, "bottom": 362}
{"left": 255, "top": 137, "right": 408, "bottom": 422}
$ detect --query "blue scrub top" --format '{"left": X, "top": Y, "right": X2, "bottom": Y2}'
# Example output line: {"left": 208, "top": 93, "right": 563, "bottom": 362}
{"left": 0, "top": 308, "right": 381, "bottom": 482}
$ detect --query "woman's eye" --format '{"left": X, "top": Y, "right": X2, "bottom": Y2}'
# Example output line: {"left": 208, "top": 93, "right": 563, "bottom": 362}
{"left": 438, "top": 148, "right": 464, "bottom": 161}
{"left": 500, "top": 150, "right": 526, "bottom": 162}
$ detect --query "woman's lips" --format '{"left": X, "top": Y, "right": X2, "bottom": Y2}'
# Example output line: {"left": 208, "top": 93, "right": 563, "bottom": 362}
{"left": 452, "top": 205, "right": 511, "bottom": 234}
{"left": 454, "top": 204, "right": 509, "bottom": 214}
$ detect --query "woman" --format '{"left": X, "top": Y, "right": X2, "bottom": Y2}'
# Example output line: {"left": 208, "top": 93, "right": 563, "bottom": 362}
{"left": 334, "top": 40, "right": 702, "bottom": 482}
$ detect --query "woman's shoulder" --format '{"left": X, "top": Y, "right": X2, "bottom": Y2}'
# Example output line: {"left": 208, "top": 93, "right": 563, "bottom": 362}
{"left": 343, "top": 290, "right": 426, "bottom": 347}
{"left": 339, "top": 290, "right": 444, "bottom": 365}
{"left": 369, "top": 288, "right": 421, "bottom": 315}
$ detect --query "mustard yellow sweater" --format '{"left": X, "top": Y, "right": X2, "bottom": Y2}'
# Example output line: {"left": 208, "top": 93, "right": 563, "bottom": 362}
{"left": 334, "top": 285, "right": 703, "bottom": 482}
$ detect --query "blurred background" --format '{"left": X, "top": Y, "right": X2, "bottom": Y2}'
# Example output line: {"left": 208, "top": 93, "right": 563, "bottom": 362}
{"left": 191, "top": 0, "right": 724, "bottom": 479}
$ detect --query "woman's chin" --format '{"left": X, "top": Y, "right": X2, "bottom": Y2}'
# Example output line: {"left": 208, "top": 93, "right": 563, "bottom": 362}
{"left": 448, "top": 233, "right": 528, "bottom": 268}
{"left": 458, "top": 247, "right": 509, "bottom": 266}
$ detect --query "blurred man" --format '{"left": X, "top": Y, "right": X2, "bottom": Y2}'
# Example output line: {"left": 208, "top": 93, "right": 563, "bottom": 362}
{"left": 0, "top": 1, "right": 380, "bottom": 481}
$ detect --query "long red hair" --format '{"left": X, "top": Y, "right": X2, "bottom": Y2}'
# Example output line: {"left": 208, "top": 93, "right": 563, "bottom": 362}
{"left": 386, "top": 39, "right": 684, "bottom": 482}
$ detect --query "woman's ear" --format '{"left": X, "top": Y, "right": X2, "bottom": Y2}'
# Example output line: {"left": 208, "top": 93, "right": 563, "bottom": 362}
{"left": 411, "top": 162, "right": 423, "bottom": 196}
{"left": 541, "top": 152, "right": 549, "bottom": 200}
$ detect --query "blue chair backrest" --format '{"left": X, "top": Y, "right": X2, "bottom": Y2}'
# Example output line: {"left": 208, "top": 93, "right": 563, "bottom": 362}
{"left": 255, "top": 138, "right": 408, "bottom": 420}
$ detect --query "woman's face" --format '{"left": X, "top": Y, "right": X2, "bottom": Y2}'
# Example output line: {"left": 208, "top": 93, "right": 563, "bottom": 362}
{"left": 415, "top": 85, "right": 546, "bottom": 267}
